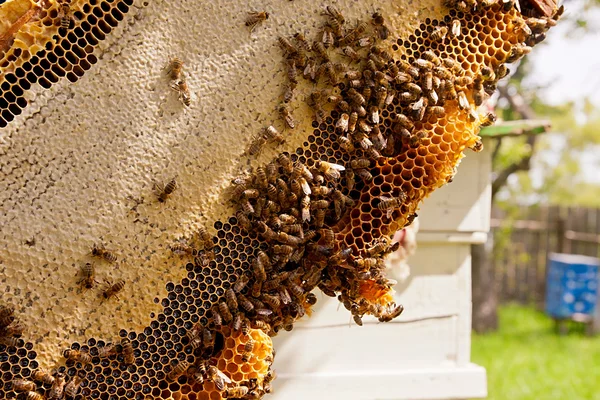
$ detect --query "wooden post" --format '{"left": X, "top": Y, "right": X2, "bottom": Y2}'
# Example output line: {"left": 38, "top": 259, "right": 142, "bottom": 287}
{"left": 556, "top": 214, "right": 566, "bottom": 253}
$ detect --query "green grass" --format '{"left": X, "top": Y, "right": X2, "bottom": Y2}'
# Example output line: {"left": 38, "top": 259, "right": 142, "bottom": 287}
{"left": 471, "top": 304, "right": 600, "bottom": 400}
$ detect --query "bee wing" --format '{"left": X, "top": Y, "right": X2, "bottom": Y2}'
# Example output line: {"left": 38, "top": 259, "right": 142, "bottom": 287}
{"left": 299, "top": 178, "right": 311, "bottom": 195}
{"left": 328, "top": 162, "right": 345, "bottom": 171}
{"left": 216, "top": 369, "right": 232, "bottom": 384}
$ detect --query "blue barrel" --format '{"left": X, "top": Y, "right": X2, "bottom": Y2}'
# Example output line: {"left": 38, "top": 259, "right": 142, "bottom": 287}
{"left": 545, "top": 253, "right": 599, "bottom": 319}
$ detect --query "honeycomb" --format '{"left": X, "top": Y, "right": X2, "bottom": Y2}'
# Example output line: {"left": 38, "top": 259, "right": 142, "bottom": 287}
{"left": 0, "top": 0, "right": 135, "bottom": 127}
{"left": 0, "top": 0, "right": 560, "bottom": 399}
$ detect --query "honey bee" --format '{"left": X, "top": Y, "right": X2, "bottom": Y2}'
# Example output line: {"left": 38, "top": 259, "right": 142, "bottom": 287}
{"left": 276, "top": 287, "right": 291, "bottom": 305}
{"left": 293, "top": 32, "right": 311, "bottom": 51}
{"left": 470, "top": 140, "right": 484, "bottom": 152}
{"left": 218, "top": 301, "right": 233, "bottom": 323}
{"left": 278, "top": 36, "right": 298, "bottom": 55}
{"left": 166, "top": 57, "right": 184, "bottom": 81}
{"left": 316, "top": 161, "right": 345, "bottom": 180}
{"left": 237, "top": 293, "right": 254, "bottom": 313}
{"left": 0, "top": 336, "right": 19, "bottom": 347}
{"left": 64, "top": 349, "right": 92, "bottom": 364}
{"left": 252, "top": 257, "right": 267, "bottom": 283}
{"left": 245, "top": 11, "right": 269, "bottom": 33}
{"left": 480, "top": 65, "right": 495, "bottom": 82}
{"left": 371, "top": 12, "right": 390, "bottom": 39}
{"left": 322, "top": 5, "right": 345, "bottom": 24}
{"left": 480, "top": 112, "right": 497, "bottom": 127}
{"left": 345, "top": 111, "right": 358, "bottom": 134}
{"left": 312, "top": 42, "right": 330, "bottom": 63}
{"left": 251, "top": 320, "right": 270, "bottom": 333}
{"left": 349, "top": 158, "right": 369, "bottom": 169}
{"left": 48, "top": 373, "right": 66, "bottom": 400}
{"left": 395, "top": 113, "right": 414, "bottom": 130}
{"left": 59, "top": 1, "right": 72, "bottom": 30}
{"left": 336, "top": 136, "right": 354, "bottom": 153}
{"left": 246, "top": 134, "right": 267, "bottom": 157}
{"left": 207, "top": 366, "right": 232, "bottom": 391}
{"left": 223, "top": 289, "right": 238, "bottom": 312}
{"left": 260, "top": 293, "right": 280, "bottom": 310}
{"left": 170, "top": 242, "right": 194, "bottom": 255}
{"left": 241, "top": 198, "right": 255, "bottom": 215}
{"left": 196, "top": 226, "right": 213, "bottom": 250}
{"left": 495, "top": 64, "right": 509, "bottom": 80}
{"left": 232, "top": 274, "right": 249, "bottom": 294}
{"left": 170, "top": 79, "right": 191, "bottom": 106}
{"left": 235, "top": 210, "right": 252, "bottom": 231}
{"left": 353, "top": 168, "right": 372, "bottom": 183}
{"left": 321, "top": 61, "right": 340, "bottom": 85}
{"left": 242, "top": 338, "right": 255, "bottom": 362}
{"left": 341, "top": 46, "right": 360, "bottom": 63}
{"left": 91, "top": 243, "right": 117, "bottom": 263}
{"left": 352, "top": 314, "right": 364, "bottom": 326}
{"left": 226, "top": 386, "right": 249, "bottom": 398}
{"left": 64, "top": 374, "right": 83, "bottom": 398}
{"left": 97, "top": 343, "right": 117, "bottom": 358}
{"left": 366, "top": 240, "right": 389, "bottom": 256}
{"left": 32, "top": 368, "right": 55, "bottom": 385}
{"left": 11, "top": 379, "right": 35, "bottom": 392}
{"left": 321, "top": 27, "right": 335, "bottom": 48}
{"left": 120, "top": 338, "right": 135, "bottom": 364}
{"left": 263, "top": 125, "right": 284, "bottom": 145}
{"left": 101, "top": 280, "right": 125, "bottom": 301}
{"left": 444, "top": 80, "right": 458, "bottom": 100}
{"left": 0, "top": 305, "right": 14, "bottom": 328}
{"left": 167, "top": 360, "right": 190, "bottom": 382}
{"left": 26, "top": 392, "right": 44, "bottom": 400}
{"left": 347, "top": 88, "right": 366, "bottom": 106}
{"left": 311, "top": 208, "right": 324, "bottom": 228}
{"left": 378, "top": 193, "right": 408, "bottom": 218}
{"left": 203, "top": 328, "right": 215, "bottom": 351}
{"left": 187, "top": 364, "right": 205, "bottom": 385}
{"left": 256, "top": 308, "right": 274, "bottom": 319}
{"left": 428, "top": 106, "right": 445, "bottom": 117}
{"left": 379, "top": 304, "right": 404, "bottom": 322}
{"left": 77, "top": 262, "right": 97, "bottom": 290}
{"left": 465, "top": 79, "right": 482, "bottom": 105}
{"left": 341, "top": 21, "right": 368, "bottom": 46}
{"left": 156, "top": 177, "right": 178, "bottom": 202}
{"left": 457, "top": 90, "right": 470, "bottom": 110}
{"left": 277, "top": 153, "right": 294, "bottom": 174}
{"left": 506, "top": 44, "right": 532, "bottom": 63}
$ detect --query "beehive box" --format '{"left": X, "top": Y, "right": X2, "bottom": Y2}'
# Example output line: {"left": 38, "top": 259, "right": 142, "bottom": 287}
{"left": 0, "top": 0, "right": 559, "bottom": 398}
{"left": 271, "top": 141, "right": 490, "bottom": 400}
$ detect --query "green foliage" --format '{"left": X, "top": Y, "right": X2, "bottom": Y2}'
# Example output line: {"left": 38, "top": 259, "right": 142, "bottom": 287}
{"left": 493, "top": 80, "right": 600, "bottom": 207}
{"left": 472, "top": 304, "right": 600, "bottom": 400}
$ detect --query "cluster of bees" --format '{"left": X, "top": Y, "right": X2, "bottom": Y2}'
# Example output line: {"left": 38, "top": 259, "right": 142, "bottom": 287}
{"left": 75, "top": 243, "right": 127, "bottom": 301}
{"left": 2, "top": 334, "right": 135, "bottom": 400}
{"left": 163, "top": 323, "right": 276, "bottom": 399}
